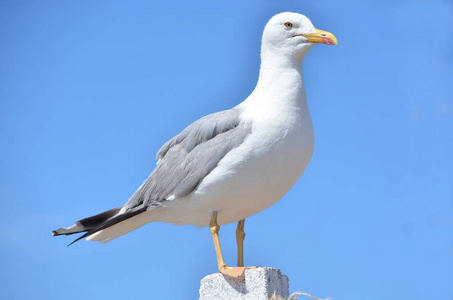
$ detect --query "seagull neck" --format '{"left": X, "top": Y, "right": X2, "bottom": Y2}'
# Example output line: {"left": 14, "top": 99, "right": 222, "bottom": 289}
{"left": 255, "top": 55, "right": 306, "bottom": 105}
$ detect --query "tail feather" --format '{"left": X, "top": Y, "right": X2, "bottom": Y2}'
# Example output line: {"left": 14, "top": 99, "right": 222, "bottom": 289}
{"left": 52, "top": 207, "right": 121, "bottom": 236}
{"left": 87, "top": 209, "right": 154, "bottom": 243}
{"left": 67, "top": 206, "right": 147, "bottom": 246}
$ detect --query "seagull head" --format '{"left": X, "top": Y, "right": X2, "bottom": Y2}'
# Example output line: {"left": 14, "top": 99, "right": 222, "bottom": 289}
{"left": 261, "top": 12, "right": 338, "bottom": 61}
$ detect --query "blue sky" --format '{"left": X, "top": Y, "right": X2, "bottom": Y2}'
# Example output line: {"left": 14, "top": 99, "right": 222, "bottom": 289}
{"left": 1, "top": 0, "right": 452, "bottom": 299}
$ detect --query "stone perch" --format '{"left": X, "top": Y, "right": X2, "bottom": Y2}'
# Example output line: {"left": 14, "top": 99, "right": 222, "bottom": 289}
{"left": 199, "top": 267, "right": 289, "bottom": 300}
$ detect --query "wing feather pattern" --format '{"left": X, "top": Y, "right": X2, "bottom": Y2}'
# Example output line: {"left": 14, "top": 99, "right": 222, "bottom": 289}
{"left": 123, "top": 108, "right": 250, "bottom": 211}
{"left": 58, "top": 107, "right": 251, "bottom": 245}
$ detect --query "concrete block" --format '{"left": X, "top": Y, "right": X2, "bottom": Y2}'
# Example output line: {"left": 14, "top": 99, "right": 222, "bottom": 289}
{"left": 199, "top": 267, "right": 289, "bottom": 300}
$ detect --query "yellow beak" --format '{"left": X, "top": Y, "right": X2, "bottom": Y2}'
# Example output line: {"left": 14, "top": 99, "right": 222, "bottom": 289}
{"left": 301, "top": 28, "right": 338, "bottom": 45}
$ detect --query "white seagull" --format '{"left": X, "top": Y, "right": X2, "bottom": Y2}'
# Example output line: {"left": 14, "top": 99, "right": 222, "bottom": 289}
{"left": 53, "top": 12, "right": 337, "bottom": 278}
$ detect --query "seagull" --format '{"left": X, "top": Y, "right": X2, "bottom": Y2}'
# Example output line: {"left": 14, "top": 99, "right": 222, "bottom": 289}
{"left": 53, "top": 12, "right": 337, "bottom": 278}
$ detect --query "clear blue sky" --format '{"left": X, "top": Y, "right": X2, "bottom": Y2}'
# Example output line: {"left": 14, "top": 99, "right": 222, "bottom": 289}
{"left": 1, "top": 1, "right": 452, "bottom": 299}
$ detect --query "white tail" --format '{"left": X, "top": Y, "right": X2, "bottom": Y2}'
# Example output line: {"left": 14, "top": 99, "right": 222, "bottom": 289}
{"left": 87, "top": 210, "right": 155, "bottom": 243}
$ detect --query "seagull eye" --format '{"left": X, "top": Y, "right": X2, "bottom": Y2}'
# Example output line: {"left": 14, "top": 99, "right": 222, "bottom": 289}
{"left": 284, "top": 22, "right": 293, "bottom": 29}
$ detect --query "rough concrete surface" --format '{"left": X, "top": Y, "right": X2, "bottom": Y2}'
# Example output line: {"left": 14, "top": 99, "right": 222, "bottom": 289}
{"left": 199, "top": 267, "right": 289, "bottom": 300}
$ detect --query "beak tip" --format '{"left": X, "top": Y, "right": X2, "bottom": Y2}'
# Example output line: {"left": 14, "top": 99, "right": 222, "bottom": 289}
{"left": 309, "top": 28, "right": 338, "bottom": 46}
{"left": 326, "top": 34, "right": 338, "bottom": 46}
{"left": 323, "top": 38, "right": 338, "bottom": 45}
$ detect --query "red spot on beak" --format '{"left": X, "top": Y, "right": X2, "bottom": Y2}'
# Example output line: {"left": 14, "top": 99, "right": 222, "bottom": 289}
{"left": 323, "top": 38, "right": 335, "bottom": 45}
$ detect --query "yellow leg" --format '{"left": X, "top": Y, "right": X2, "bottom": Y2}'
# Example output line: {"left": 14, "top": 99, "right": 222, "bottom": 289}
{"left": 236, "top": 219, "right": 245, "bottom": 267}
{"left": 209, "top": 211, "right": 247, "bottom": 278}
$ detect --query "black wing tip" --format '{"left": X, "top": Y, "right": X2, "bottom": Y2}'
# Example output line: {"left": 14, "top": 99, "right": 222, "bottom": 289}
{"left": 62, "top": 206, "right": 147, "bottom": 247}
{"left": 66, "top": 238, "right": 80, "bottom": 247}
{"left": 52, "top": 228, "right": 84, "bottom": 246}
{"left": 52, "top": 229, "right": 65, "bottom": 236}
{"left": 67, "top": 230, "right": 92, "bottom": 247}
{"left": 52, "top": 229, "right": 87, "bottom": 237}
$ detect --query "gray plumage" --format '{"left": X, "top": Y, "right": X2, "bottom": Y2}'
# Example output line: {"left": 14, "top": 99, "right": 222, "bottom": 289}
{"left": 121, "top": 108, "right": 251, "bottom": 212}
{"left": 53, "top": 107, "right": 251, "bottom": 244}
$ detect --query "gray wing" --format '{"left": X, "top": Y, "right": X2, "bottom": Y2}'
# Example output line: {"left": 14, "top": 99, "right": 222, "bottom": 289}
{"left": 123, "top": 108, "right": 251, "bottom": 211}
